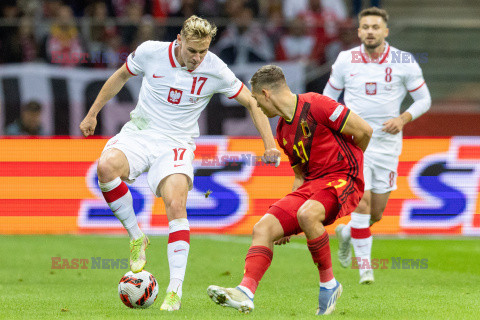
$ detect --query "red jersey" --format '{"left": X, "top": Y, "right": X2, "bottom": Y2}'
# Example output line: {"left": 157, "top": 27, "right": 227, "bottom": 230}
{"left": 276, "top": 92, "right": 364, "bottom": 185}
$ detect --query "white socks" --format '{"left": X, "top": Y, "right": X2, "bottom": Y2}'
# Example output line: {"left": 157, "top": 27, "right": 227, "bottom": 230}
{"left": 237, "top": 285, "right": 254, "bottom": 300}
{"left": 349, "top": 212, "right": 372, "bottom": 276}
{"left": 320, "top": 278, "right": 338, "bottom": 289}
{"left": 167, "top": 218, "right": 190, "bottom": 298}
{"left": 99, "top": 177, "right": 143, "bottom": 240}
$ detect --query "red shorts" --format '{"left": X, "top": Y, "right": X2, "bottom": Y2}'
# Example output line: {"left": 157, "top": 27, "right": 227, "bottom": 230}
{"left": 268, "top": 175, "right": 364, "bottom": 236}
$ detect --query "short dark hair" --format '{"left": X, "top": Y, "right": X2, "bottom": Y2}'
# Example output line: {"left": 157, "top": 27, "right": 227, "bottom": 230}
{"left": 22, "top": 101, "right": 42, "bottom": 112}
{"left": 249, "top": 65, "right": 287, "bottom": 93}
{"left": 358, "top": 7, "right": 389, "bottom": 24}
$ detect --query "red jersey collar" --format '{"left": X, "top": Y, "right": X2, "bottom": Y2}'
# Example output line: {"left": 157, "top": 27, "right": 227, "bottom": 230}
{"left": 360, "top": 42, "right": 390, "bottom": 64}
{"left": 168, "top": 40, "right": 199, "bottom": 73}
{"left": 168, "top": 41, "right": 180, "bottom": 68}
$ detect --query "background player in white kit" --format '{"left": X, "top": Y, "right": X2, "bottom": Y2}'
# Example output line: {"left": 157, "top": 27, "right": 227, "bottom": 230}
{"left": 79, "top": 15, "right": 280, "bottom": 311}
{"left": 323, "top": 7, "right": 431, "bottom": 284}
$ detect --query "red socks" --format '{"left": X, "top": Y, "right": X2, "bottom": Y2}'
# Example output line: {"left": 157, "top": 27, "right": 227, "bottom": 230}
{"left": 307, "top": 231, "right": 334, "bottom": 283}
{"left": 239, "top": 233, "right": 333, "bottom": 294}
{"left": 239, "top": 246, "right": 273, "bottom": 294}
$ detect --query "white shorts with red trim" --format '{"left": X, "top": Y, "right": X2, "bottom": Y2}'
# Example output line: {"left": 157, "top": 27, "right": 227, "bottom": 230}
{"left": 102, "top": 123, "right": 194, "bottom": 197}
{"left": 363, "top": 151, "right": 398, "bottom": 194}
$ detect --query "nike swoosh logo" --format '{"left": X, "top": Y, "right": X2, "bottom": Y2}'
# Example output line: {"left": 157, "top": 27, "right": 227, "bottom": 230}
{"left": 112, "top": 205, "right": 122, "bottom": 213}
{"left": 174, "top": 164, "right": 185, "bottom": 167}
{"left": 350, "top": 73, "right": 358, "bottom": 76}
{"left": 174, "top": 249, "right": 186, "bottom": 253}
{"left": 153, "top": 74, "right": 164, "bottom": 78}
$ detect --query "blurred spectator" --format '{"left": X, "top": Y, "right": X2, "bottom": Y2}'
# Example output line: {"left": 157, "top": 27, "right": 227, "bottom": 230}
{"left": 325, "top": 18, "right": 359, "bottom": 62}
{"left": 0, "top": 0, "right": 21, "bottom": 63}
{"left": 17, "top": 17, "right": 39, "bottom": 62}
{"left": 282, "top": 0, "right": 346, "bottom": 21}
{"left": 1, "top": 0, "right": 21, "bottom": 18}
{"left": 85, "top": 1, "right": 118, "bottom": 68}
{"left": 217, "top": 0, "right": 247, "bottom": 38}
{"left": 5, "top": 101, "right": 44, "bottom": 136}
{"left": 42, "top": 0, "right": 63, "bottom": 19}
{"left": 320, "top": 0, "right": 348, "bottom": 39}
{"left": 164, "top": 0, "right": 199, "bottom": 41}
{"left": 41, "top": 5, "right": 85, "bottom": 67}
{"left": 282, "top": 0, "right": 308, "bottom": 21}
{"left": 352, "top": 0, "right": 381, "bottom": 17}
{"left": 263, "top": 0, "right": 285, "bottom": 46}
{"left": 111, "top": 0, "right": 146, "bottom": 18}
{"left": 282, "top": 0, "right": 347, "bottom": 39}
{"left": 275, "top": 16, "right": 316, "bottom": 63}
{"left": 197, "top": 0, "right": 220, "bottom": 17}
{"left": 213, "top": 6, "right": 274, "bottom": 65}
{"left": 101, "top": 29, "right": 130, "bottom": 68}
{"left": 220, "top": 0, "right": 246, "bottom": 19}
{"left": 119, "top": 2, "right": 144, "bottom": 48}
{"left": 151, "top": 0, "right": 181, "bottom": 19}
{"left": 86, "top": 1, "right": 112, "bottom": 44}
{"left": 297, "top": 0, "right": 330, "bottom": 64}
{"left": 243, "top": 0, "right": 260, "bottom": 17}
{"left": 131, "top": 18, "right": 156, "bottom": 49}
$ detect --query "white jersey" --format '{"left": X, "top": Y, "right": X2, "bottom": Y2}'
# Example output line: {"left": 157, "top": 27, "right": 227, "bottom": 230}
{"left": 325, "top": 42, "right": 426, "bottom": 156}
{"left": 125, "top": 40, "right": 243, "bottom": 144}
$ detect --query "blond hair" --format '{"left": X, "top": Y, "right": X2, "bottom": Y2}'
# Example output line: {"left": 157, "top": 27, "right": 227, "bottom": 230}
{"left": 181, "top": 15, "right": 217, "bottom": 40}
{"left": 249, "top": 65, "right": 287, "bottom": 93}
{"left": 358, "top": 7, "right": 389, "bottom": 24}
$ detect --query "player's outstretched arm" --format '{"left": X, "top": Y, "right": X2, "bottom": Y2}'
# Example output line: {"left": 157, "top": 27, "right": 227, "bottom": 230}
{"left": 79, "top": 64, "right": 134, "bottom": 137}
{"left": 341, "top": 111, "right": 373, "bottom": 152}
{"left": 234, "top": 85, "right": 281, "bottom": 165}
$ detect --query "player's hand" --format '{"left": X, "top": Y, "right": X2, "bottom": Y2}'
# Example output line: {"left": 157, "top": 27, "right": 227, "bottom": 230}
{"left": 263, "top": 147, "right": 282, "bottom": 167}
{"left": 274, "top": 236, "right": 291, "bottom": 245}
{"left": 382, "top": 117, "right": 405, "bottom": 135}
{"left": 80, "top": 115, "right": 97, "bottom": 137}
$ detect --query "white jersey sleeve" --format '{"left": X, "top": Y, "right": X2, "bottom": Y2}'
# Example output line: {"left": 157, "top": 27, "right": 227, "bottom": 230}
{"left": 125, "top": 41, "right": 156, "bottom": 76}
{"left": 406, "top": 81, "right": 431, "bottom": 120}
{"left": 323, "top": 51, "right": 348, "bottom": 100}
{"left": 215, "top": 63, "right": 244, "bottom": 98}
{"left": 403, "top": 59, "right": 425, "bottom": 92}
{"left": 402, "top": 58, "right": 430, "bottom": 120}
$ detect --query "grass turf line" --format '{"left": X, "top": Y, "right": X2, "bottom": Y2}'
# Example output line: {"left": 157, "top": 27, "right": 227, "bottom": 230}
{"left": 0, "top": 235, "right": 479, "bottom": 319}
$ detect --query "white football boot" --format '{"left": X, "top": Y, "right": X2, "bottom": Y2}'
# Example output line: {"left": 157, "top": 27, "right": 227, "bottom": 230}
{"left": 335, "top": 224, "right": 352, "bottom": 268}
{"left": 359, "top": 269, "right": 375, "bottom": 284}
{"left": 207, "top": 285, "right": 254, "bottom": 314}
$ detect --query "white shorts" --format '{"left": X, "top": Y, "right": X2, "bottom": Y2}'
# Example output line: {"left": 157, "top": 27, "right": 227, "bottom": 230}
{"left": 102, "top": 126, "right": 195, "bottom": 197}
{"left": 363, "top": 151, "right": 399, "bottom": 194}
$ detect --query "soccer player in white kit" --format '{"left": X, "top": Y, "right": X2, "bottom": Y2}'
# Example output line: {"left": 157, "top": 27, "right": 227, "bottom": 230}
{"left": 323, "top": 7, "right": 431, "bottom": 284}
{"left": 79, "top": 16, "right": 280, "bottom": 311}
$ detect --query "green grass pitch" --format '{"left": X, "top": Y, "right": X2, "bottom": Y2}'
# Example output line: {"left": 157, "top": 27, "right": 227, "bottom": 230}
{"left": 1, "top": 235, "right": 479, "bottom": 319}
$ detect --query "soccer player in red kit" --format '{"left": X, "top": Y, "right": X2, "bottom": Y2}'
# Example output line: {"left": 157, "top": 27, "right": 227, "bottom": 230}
{"left": 207, "top": 65, "right": 372, "bottom": 315}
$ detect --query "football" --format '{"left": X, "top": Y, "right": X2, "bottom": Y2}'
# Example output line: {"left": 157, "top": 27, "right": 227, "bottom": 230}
{"left": 118, "top": 270, "right": 159, "bottom": 309}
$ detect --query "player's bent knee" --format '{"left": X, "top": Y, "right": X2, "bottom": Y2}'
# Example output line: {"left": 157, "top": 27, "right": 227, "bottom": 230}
{"left": 97, "top": 152, "right": 126, "bottom": 181}
{"left": 252, "top": 221, "right": 276, "bottom": 242}
{"left": 297, "top": 204, "right": 325, "bottom": 227}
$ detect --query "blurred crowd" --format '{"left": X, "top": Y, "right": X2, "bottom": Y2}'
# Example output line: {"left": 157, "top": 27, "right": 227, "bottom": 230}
{"left": 0, "top": 0, "right": 368, "bottom": 69}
